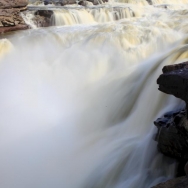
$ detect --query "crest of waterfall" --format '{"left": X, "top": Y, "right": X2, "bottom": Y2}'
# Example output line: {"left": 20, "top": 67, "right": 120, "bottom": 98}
{"left": 24, "top": 0, "right": 188, "bottom": 29}
{"left": 52, "top": 7, "right": 136, "bottom": 25}
{"left": 29, "top": 0, "right": 46, "bottom": 5}
{"left": 1, "top": 2, "right": 188, "bottom": 188}
{"left": 114, "top": 0, "right": 149, "bottom": 5}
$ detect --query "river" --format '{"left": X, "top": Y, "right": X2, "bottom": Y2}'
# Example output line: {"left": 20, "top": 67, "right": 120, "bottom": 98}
{"left": 0, "top": 0, "right": 188, "bottom": 188}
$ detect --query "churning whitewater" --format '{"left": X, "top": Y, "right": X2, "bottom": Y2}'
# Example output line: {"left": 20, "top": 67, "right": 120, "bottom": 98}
{"left": 1, "top": 1, "right": 188, "bottom": 188}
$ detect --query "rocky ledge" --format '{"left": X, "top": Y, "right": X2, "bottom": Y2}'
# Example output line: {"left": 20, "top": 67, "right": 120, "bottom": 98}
{"left": 43, "top": 0, "right": 108, "bottom": 6}
{"left": 154, "top": 61, "right": 188, "bottom": 187}
{"left": 0, "top": 0, "right": 28, "bottom": 34}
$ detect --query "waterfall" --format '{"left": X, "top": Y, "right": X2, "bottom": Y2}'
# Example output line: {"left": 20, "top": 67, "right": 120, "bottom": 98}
{"left": 52, "top": 7, "right": 136, "bottom": 25}
{"left": 1, "top": 1, "right": 188, "bottom": 188}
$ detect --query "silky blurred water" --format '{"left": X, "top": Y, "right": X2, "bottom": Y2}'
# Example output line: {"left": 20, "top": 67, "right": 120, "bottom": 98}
{"left": 1, "top": 1, "right": 188, "bottom": 188}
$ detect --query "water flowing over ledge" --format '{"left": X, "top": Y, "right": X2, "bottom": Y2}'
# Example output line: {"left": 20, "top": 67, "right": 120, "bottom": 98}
{"left": 1, "top": 0, "right": 188, "bottom": 188}
{"left": 20, "top": 0, "right": 188, "bottom": 28}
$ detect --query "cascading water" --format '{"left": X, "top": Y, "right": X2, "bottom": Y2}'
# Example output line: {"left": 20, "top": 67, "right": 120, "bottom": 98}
{"left": 52, "top": 7, "right": 136, "bottom": 26}
{"left": 1, "top": 1, "right": 188, "bottom": 188}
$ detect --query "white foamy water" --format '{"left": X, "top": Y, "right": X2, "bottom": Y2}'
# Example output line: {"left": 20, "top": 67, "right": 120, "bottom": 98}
{"left": 1, "top": 1, "right": 188, "bottom": 188}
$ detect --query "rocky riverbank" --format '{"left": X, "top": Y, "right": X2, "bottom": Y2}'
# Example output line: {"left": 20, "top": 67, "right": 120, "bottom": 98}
{"left": 153, "top": 62, "right": 188, "bottom": 187}
{"left": 0, "top": 0, "right": 29, "bottom": 34}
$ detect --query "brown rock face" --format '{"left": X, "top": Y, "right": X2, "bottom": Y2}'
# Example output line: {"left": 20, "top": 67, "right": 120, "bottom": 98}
{"left": 0, "top": 0, "right": 28, "bottom": 33}
{"left": 0, "top": 0, "right": 28, "bottom": 9}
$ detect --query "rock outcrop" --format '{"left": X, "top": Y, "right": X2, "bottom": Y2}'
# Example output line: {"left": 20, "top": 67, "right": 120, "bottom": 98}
{"left": 154, "top": 109, "right": 188, "bottom": 161}
{"left": 154, "top": 61, "right": 188, "bottom": 187}
{"left": 154, "top": 108, "right": 188, "bottom": 177}
{"left": 0, "top": 0, "right": 28, "bottom": 34}
{"left": 157, "top": 61, "right": 188, "bottom": 114}
{"left": 155, "top": 61, "right": 188, "bottom": 162}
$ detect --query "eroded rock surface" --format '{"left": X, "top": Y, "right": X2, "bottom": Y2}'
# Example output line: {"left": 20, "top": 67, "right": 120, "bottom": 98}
{"left": 0, "top": 0, "right": 28, "bottom": 9}
{"left": 0, "top": 0, "right": 28, "bottom": 33}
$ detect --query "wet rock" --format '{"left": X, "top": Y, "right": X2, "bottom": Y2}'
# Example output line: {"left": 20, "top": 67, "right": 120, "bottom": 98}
{"left": 33, "top": 10, "right": 53, "bottom": 27}
{"left": 86, "top": 0, "right": 108, "bottom": 5}
{"left": 34, "top": 10, "right": 53, "bottom": 18}
{"left": 146, "top": 0, "right": 152, "bottom": 5}
{"left": 154, "top": 61, "right": 188, "bottom": 187}
{"left": 32, "top": 15, "right": 52, "bottom": 27}
{"left": 154, "top": 108, "right": 188, "bottom": 162}
{"left": 59, "top": 0, "right": 77, "bottom": 6}
{"left": 152, "top": 176, "right": 188, "bottom": 188}
{"left": 41, "top": 0, "right": 107, "bottom": 5}
{"left": 44, "top": 0, "right": 53, "bottom": 5}
{"left": 157, "top": 61, "right": 188, "bottom": 112}
{"left": 78, "top": 1, "right": 93, "bottom": 6}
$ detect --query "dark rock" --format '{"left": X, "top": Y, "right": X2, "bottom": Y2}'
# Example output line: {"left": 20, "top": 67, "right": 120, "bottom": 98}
{"left": 78, "top": 1, "right": 93, "bottom": 6}
{"left": 185, "top": 162, "right": 188, "bottom": 176}
{"left": 41, "top": 0, "right": 107, "bottom": 5}
{"left": 32, "top": 15, "right": 52, "bottom": 27}
{"left": 44, "top": 0, "right": 53, "bottom": 5}
{"left": 162, "top": 62, "right": 188, "bottom": 73}
{"left": 146, "top": 0, "right": 152, "bottom": 5}
{"left": 33, "top": 10, "right": 53, "bottom": 27}
{"left": 154, "top": 61, "right": 188, "bottom": 187}
{"left": 154, "top": 108, "right": 188, "bottom": 162}
{"left": 152, "top": 176, "right": 188, "bottom": 188}
{"left": 34, "top": 10, "right": 53, "bottom": 18}
{"left": 59, "top": 0, "right": 77, "bottom": 6}
{"left": 157, "top": 62, "right": 188, "bottom": 115}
